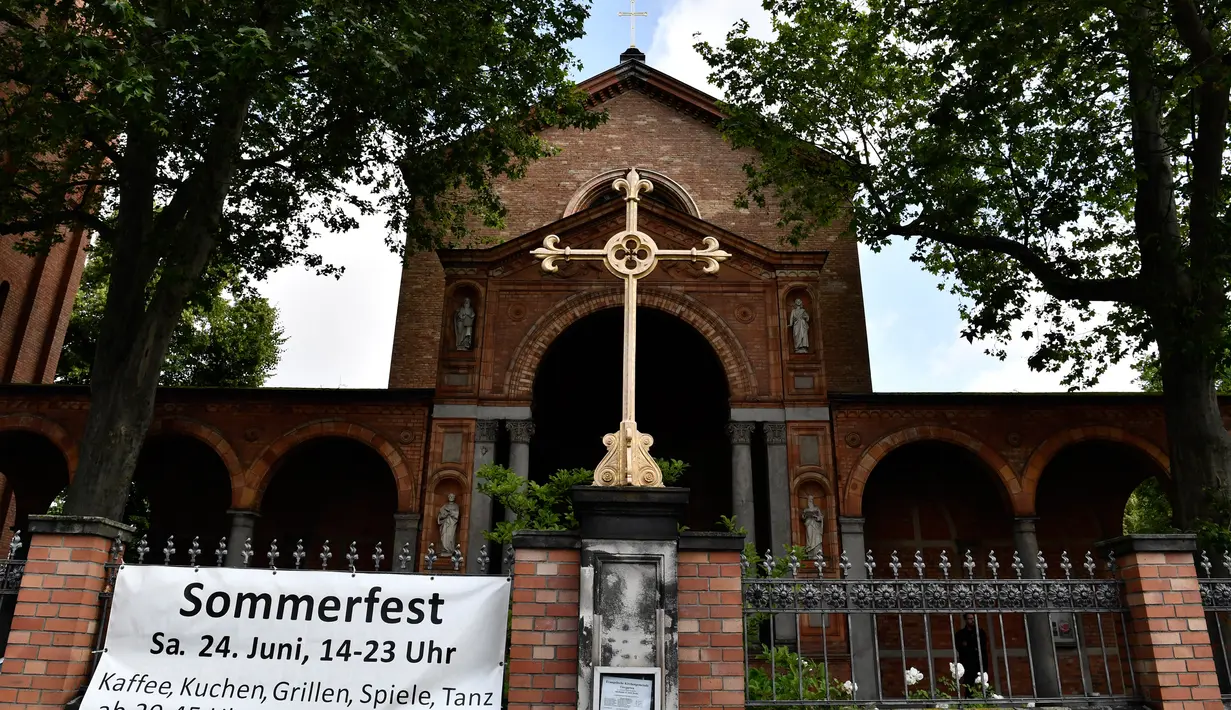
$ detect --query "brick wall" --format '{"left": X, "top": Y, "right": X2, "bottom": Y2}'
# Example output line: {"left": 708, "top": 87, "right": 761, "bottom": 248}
{"left": 0, "top": 224, "right": 89, "bottom": 385}
{"left": 678, "top": 549, "right": 744, "bottom": 709}
{"left": 388, "top": 83, "right": 875, "bottom": 397}
{"left": 0, "top": 528, "right": 115, "bottom": 709}
{"left": 508, "top": 547, "right": 580, "bottom": 710}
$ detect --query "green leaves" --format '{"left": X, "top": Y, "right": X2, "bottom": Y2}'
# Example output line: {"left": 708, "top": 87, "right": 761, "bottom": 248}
{"left": 698, "top": 0, "right": 1230, "bottom": 389}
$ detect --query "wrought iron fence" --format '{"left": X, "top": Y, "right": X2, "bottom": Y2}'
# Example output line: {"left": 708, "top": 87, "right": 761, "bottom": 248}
{"left": 0, "top": 531, "right": 25, "bottom": 657}
{"left": 1196, "top": 550, "right": 1231, "bottom": 699}
{"left": 741, "top": 548, "right": 1137, "bottom": 708}
{"left": 92, "top": 533, "right": 514, "bottom": 673}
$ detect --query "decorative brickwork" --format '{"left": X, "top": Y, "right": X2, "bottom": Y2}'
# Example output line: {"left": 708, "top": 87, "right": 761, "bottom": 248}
{"left": 0, "top": 518, "right": 128, "bottom": 709}
{"left": 678, "top": 550, "right": 744, "bottom": 709}
{"left": 507, "top": 547, "right": 580, "bottom": 710}
{"left": 1103, "top": 536, "right": 1221, "bottom": 710}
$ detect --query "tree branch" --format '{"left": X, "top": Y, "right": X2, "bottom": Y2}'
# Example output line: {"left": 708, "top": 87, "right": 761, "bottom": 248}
{"left": 236, "top": 122, "right": 337, "bottom": 170}
{"left": 0, "top": 209, "right": 113, "bottom": 238}
{"left": 1169, "top": 0, "right": 1219, "bottom": 64}
{"left": 889, "top": 220, "right": 1144, "bottom": 304}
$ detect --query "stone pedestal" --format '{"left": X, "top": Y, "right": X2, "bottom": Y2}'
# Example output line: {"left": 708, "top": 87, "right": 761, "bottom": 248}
{"left": 571, "top": 486, "right": 689, "bottom": 710}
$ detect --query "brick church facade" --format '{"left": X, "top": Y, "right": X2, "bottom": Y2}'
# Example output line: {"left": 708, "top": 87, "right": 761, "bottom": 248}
{"left": 0, "top": 51, "right": 1202, "bottom": 586}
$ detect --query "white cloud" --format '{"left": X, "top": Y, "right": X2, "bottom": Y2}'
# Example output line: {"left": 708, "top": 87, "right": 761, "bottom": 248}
{"left": 646, "top": 0, "right": 773, "bottom": 96}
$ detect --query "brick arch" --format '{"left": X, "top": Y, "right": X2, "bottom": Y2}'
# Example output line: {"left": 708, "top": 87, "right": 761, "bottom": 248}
{"left": 842, "top": 425, "right": 1024, "bottom": 517}
{"left": 147, "top": 417, "right": 242, "bottom": 483}
{"left": 240, "top": 421, "right": 414, "bottom": 512}
{"left": 0, "top": 413, "right": 78, "bottom": 478}
{"left": 1020, "top": 426, "right": 1170, "bottom": 515}
{"left": 504, "top": 287, "right": 757, "bottom": 401}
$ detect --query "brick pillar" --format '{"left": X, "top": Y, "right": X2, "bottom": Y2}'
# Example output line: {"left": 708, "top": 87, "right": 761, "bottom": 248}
{"left": 678, "top": 533, "right": 746, "bottom": 710}
{"left": 1100, "top": 534, "right": 1221, "bottom": 710}
{"left": 508, "top": 532, "right": 580, "bottom": 710}
{"left": 0, "top": 515, "right": 131, "bottom": 710}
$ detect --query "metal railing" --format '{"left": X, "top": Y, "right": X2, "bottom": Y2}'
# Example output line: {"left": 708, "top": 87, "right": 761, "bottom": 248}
{"left": 1197, "top": 551, "right": 1231, "bottom": 699}
{"left": 0, "top": 531, "right": 25, "bottom": 657}
{"left": 742, "top": 548, "right": 1137, "bottom": 708}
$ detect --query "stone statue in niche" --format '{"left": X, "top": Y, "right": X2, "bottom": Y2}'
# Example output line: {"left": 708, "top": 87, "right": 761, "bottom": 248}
{"left": 453, "top": 298, "right": 476, "bottom": 351}
{"left": 801, "top": 494, "right": 824, "bottom": 559}
{"left": 788, "top": 298, "right": 810, "bottom": 353}
{"left": 437, "top": 493, "right": 460, "bottom": 554}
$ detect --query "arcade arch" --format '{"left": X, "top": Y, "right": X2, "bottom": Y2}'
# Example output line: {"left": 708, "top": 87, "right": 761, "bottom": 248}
{"left": 254, "top": 437, "right": 398, "bottom": 565}
{"left": 530, "top": 307, "right": 732, "bottom": 530}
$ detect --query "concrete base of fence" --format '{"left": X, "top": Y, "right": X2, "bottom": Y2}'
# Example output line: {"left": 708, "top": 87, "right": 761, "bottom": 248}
{"left": 0, "top": 515, "right": 131, "bottom": 710}
{"left": 1100, "top": 534, "right": 1221, "bottom": 710}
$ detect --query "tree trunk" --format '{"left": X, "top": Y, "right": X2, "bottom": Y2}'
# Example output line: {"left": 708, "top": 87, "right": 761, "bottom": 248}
{"left": 1157, "top": 342, "right": 1231, "bottom": 529}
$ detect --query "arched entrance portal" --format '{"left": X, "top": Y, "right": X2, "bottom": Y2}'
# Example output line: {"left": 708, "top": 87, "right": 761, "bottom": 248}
{"left": 257, "top": 437, "right": 397, "bottom": 567}
{"left": 531, "top": 308, "right": 731, "bottom": 529}
{"left": 131, "top": 435, "right": 232, "bottom": 553}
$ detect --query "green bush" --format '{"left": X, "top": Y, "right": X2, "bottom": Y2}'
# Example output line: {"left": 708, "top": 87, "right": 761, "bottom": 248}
{"left": 476, "top": 458, "right": 689, "bottom": 545}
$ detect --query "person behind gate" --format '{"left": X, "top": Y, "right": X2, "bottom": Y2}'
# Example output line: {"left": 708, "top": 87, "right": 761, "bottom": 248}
{"left": 955, "top": 612, "right": 989, "bottom": 693}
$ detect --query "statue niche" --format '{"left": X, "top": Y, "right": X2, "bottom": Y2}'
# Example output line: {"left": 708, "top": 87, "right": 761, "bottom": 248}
{"left": 449, "top": 289, "right": 480, "bottom": 352}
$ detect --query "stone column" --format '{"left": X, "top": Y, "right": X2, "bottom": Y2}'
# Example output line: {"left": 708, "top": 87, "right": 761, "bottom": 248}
{"left": 1012, "top": 517, "right": 1062, "bottom": 697}
{"left": 726, "top": 422, "right": 756, "bottom": 545}
{"left": 467, "top": 419, "right": 500, "bottom": 573}
{"left": 505, "top": 420, "right": 535, "bottom": 523}
{"left": 393, "top": 512, "right": 421, "bottom": 572}
{"left": 763, "top": 422, "right": 797, "bottom": 646}
{"left": 225, "top": 509, "right": 259, "bottom": 567}
{"left": 839, "top": 516, "right": 877, "bottom": 700}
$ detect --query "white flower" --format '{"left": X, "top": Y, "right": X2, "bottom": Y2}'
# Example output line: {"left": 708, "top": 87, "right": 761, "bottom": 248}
{"left": 842, "top": 680, "right": 858, "bottom": 693}
{"left": 905, "top": 667, "right": 924, "bottom": 686}
{"left": 977, "top": 672, "right": 990, "bottom": 687}
{"left": 992, "top": 694, "right": 1003, "bottom": 700}
{"left": 949, "top": 662, "right": 965, "bottom": 679}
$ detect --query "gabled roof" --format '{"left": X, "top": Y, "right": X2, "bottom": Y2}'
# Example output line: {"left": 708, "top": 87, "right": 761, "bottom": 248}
{"left": 577, "top": 56, "right": 725, "bottom": 125}
{"left": 438, "top": 198, "right": 826, "bottom": 279}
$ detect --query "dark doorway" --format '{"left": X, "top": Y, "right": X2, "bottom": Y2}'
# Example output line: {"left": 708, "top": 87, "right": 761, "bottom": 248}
{"left": 257, "top": 437, "right": 397, "bottom": 567}
{"left": 531, "top": 307, "right": 731, "bottom": 530}
{"left": 131, "top": 435, "right": 233, "bottom": 556}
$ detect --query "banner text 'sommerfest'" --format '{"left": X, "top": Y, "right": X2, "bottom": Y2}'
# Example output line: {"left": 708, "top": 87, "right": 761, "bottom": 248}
{"left": 82, "top": 565, "right": 511, "bottom": 710}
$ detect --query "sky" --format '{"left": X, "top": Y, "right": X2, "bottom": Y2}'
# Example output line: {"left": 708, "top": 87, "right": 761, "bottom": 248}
{"left": 258, "top": 0, "right": 1142, "bottom": 394}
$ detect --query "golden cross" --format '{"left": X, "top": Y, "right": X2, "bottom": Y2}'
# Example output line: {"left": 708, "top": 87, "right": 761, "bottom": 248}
{"left": 532, "top": 168, "right": 730, "bottom": 487}
{"left": 618, "top": 0, "right": 649, "bottom": 48}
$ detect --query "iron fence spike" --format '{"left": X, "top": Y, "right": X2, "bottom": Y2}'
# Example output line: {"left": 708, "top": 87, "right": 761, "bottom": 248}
{"left": 136, "top": 535, "right": 149, "bottom": 564}
{"left": 293, "top": 540, "right": 305, "bottom": 569}
{"left": 451, "top": 546, "right": 463, "bottom": 572}
{"left": 398, "top": 543, "right": 411, "bottom": 572}
{"left": 838, "top": 550, "right": 852, "bottom": 578}
{"left": 268, "top": 539, "right": 279, "bottom": 570}
{"left": 1036, "top": 550, "right": 1048, "bottom": 579}
{"left": 865, "top": 550, "right": 876, "bottom": 578}
{"left": 963, "top": 549, "right": 975, "bottom": 578}
{"left": 1011, "top": 550, "right": 1024, "bottom": 579}
{"left": 373, "top": 542, "right": 385, "bottom": 571}
{"left": 1203, "top": 550, "right": 1215, "bottom": 577}
{"left": 320, "top": 540, "right": 333, "bottom": 570}
{"left": 188, "top": 537, "right": 201, "bottom": 568}
{"left": 6, "top": 530, "right": 21, "bottom": 560}
{"left": 761, "top": 549, "right": 774, "bottom": 576}
{"left": 163, "top": 535, "right": 176, "bottom": 565}
{"left": 939, "top": 549, "right": 951, "bottom": 579}
{"left": 424, "top": 543, "right": 438, "bottom": 569}
{"left": 478, "top": 542, "right": 491, "bottom": 572}
{"left": 346, "top": 542, "right": 358, "bottom": 574}
{"left": 914, "top": 550, "right": 926, "bottom": 578}
{"left": 987, "top": 549, "right": 1000, "bottom": 579}
{"left": 890, "top": 550, "right": 901, "bottom": 579}
{"left": 1060, "top": 550, "right": 1073, "bottom": 579}
{"left": 787, "top": 551, "right": 800, "bottom": 578}
{"left": 241, "top": 538, "right": 253, "bottom": 567}
{"left": 215, "top": 537, "right": 227, "bottom": 566}
{"left": 1222, "top": 550, "right": 1231, "bottom": 577}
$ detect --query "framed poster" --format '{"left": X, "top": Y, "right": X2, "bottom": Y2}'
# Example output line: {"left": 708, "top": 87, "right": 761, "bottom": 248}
{"left": 594, "top": 667, "right": 660, "bottom": 710}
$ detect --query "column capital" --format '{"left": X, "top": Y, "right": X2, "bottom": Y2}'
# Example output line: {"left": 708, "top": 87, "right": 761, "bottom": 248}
{"left": 838, "top": 516, "right": 866, "bottom": 535}
{"left": 506, "top": 419, "right": 536, "bottom": 443}
{"left": 762, "top": 422, "right": 787, "bottom": 445}
{"left": 393, "top": 512, "right": 422, "bottom": 530}
{"left": 1012, "top": 516, "right": 1039, "bottom": 534}
{"left": 226, "top": 508, "right": 261, "bottom": 520}
{"left": 726, "top": 421, "right": 755, "bottom": 444}
{"left": 475, "top": 419, "right": 500, "bottom": 443}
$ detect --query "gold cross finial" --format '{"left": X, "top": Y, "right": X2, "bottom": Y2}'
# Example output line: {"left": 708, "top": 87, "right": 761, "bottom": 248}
{"left": 619, "top": 0, "right": 649, "bottom": 48}
{"left": 531, "top": 168, "right": 731, "bottom": 487}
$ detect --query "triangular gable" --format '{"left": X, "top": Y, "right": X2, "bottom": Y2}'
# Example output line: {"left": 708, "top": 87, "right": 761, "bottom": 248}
{"left": 438, "top": 200, "right": 827, "bottom": 282}
{"left": 577, "top": 58, "right": 725, "bottom": 126}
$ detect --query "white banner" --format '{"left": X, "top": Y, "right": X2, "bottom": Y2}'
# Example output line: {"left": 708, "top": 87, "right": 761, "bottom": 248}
{"left": 81, "top": 565, "right": 511, "bottom": 710}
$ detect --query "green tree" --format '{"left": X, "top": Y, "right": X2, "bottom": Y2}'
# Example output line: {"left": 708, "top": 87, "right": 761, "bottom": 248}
{"left": 698, "top": 0, "right": 1231, "bottom": 528}
{"left": 1, "top": 0, "right": 602, "bottom": 521}
{"left": 57, "top": 241, "right": 285, "bottom": 387}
